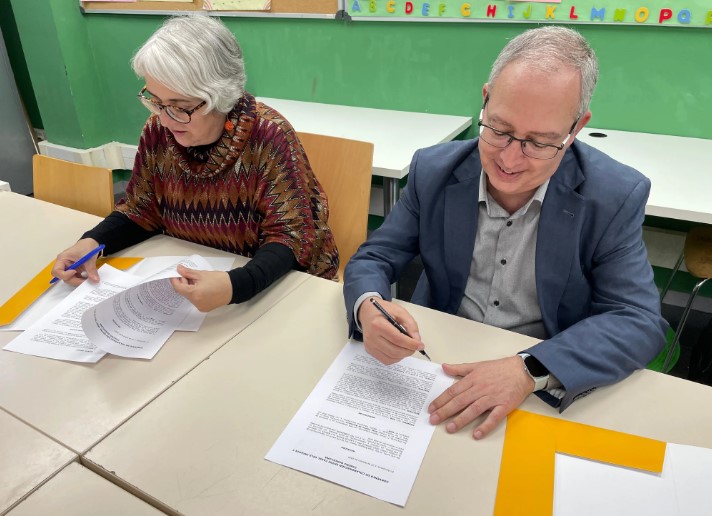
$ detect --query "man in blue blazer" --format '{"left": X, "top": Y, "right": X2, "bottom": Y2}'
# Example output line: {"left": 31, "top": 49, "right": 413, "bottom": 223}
{"left": 343, "top": 26, "right": 667, "bottom": 440}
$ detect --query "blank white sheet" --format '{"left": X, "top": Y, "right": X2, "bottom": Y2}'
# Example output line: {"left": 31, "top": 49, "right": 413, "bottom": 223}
{"left": 554, "top": 443, "right": 712, "bottom": 516}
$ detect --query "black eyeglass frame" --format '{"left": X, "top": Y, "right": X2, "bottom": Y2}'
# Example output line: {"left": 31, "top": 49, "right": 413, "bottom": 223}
{"left": 477, "top": 95, "right": 580, "bottom": 160}
{"left": 137, "top": 86, "right": 207, "bottom": 124}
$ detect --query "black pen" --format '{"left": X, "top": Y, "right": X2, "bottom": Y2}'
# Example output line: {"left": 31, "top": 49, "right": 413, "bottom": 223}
{"left": 370, "top": 298, "right": 431, "bottom": 360}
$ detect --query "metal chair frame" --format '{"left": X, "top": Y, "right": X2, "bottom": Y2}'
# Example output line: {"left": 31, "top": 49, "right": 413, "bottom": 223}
{"left": 661, "top": 229, "right": 712, "bottom": 373}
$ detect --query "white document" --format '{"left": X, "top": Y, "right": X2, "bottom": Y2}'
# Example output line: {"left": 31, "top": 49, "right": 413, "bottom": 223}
{"left": 124, "top": 256, "right": 234, "bottom": 332}
{"left": 1, "top": 279, "right": 81, "bottom": 332}
{"left": 4, "top": 255, "right": 214, "bottom": 362}
{"left": 265, "top": 341, "right": 453, "bottom": 506}
{"left": 3, "top": 266, "right": 138, "bottom": 362}
{"left": 554, "top": 443, "right": 712, "bottom": 515}
{"left": 81, "top": 255, "right": 211, "bottom": 360}
{"left": 0, "top": 256, "right": 234, "bottom": 331}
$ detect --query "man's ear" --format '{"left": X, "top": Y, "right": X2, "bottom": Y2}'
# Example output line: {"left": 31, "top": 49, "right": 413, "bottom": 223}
{"left": 482, "top": 83, "right": 489, "bottom": 102}
{"left": 570, "top": 110, "right": 592, "bottom": 143}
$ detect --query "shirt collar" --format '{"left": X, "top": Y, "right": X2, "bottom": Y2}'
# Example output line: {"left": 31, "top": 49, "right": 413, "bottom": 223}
{"left": 478, "top": 169, "right": 549, "bottom": 219}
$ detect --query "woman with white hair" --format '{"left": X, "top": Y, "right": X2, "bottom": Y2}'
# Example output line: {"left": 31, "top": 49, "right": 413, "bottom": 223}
{"left": 51, "top": 15, "right": 338, "bottom": 311}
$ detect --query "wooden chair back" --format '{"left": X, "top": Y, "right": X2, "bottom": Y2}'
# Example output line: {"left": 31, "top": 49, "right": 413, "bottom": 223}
{"left": 33, "top": 155, "right": 114, "bottom": 217}
{"left": 685, "top": 226, "right": 712, "bottom": 280}
{"left": 297, "top": 132, "right": 374, "bottom": 281}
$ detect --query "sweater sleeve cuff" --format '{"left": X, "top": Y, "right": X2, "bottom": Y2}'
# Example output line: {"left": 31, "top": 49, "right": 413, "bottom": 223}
{"left": 227, "top": 242, "right": 297, "bottom": 304}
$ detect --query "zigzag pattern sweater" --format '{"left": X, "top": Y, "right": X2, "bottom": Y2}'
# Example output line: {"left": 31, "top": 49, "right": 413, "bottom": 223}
{"left": 85, "top": 93, "right": 338, "bottom": 302}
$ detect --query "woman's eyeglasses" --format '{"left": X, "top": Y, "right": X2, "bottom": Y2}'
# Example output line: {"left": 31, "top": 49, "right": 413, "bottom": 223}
{"left": 137, "top": 86, "right": 206, "bottom": 124}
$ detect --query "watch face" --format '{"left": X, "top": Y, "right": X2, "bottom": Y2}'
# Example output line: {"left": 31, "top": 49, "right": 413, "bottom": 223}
{"left": 524, "top": 355, "right": 549, "bottom": 378}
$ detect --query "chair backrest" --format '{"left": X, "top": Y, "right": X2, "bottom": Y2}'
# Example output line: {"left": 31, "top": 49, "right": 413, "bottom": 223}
{"left": 685, "top": 226, "right": 712, "bottom": 279}
{"left": 297, "top": 132, "right": 374, "bottom": 281}
{"left": 32, "top": 154, "right": 115, "bottom": 217}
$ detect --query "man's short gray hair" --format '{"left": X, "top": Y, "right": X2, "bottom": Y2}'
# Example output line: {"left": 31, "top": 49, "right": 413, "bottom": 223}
{"left": 488, "top": 26, "right": 598, "bottom": 119}
{"left": 132, "top": 15, "right": 246, "bottom": 114}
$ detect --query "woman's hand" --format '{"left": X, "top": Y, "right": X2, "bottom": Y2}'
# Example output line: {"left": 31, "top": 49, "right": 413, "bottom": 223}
{"left": 170, "top": 264, "right": 232, "bottom": 312}
{"left": 51, "top": 238, "right": 102, "bottom": 286}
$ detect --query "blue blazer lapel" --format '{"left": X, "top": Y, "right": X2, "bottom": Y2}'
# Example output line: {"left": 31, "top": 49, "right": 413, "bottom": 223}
{"left": 536, "top": 149, "right": 585, "bottom": 335}
{"left": 443, "top": 148, "right": 481, "bottom": 313}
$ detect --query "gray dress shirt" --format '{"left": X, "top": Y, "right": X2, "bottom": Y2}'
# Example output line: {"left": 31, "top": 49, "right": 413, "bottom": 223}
{"left": 456, "top": 172, "right": 549, "bottom": 340}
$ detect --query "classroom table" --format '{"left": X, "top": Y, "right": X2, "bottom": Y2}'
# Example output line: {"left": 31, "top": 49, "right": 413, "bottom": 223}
{"left": 84, "top": 275, "right": 712, "bottom": 515}
{"left": 0, "top": 410, "right": 76, "bottom": 514}
{"left": 0, "top": 192, "right": 310, "bottom": 454}
{"left": 578, "top": 128, "right": 712, "bottom": 225}
{"left": 257, "top": 97, "right": 473, "bottom": 218}
{"left": 6, "top": 462, "right": 162, "bottom": 516}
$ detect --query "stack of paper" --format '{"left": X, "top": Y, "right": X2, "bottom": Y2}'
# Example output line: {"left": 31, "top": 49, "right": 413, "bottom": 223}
{"left": 3, "top": 255, "right": 233, "bottom": 363}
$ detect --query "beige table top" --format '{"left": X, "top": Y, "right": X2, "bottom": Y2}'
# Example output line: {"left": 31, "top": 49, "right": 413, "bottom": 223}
{"left": 6, "top": 462, "right": 162, "bottom": 516}
{"left": 84, "top": 276, "right": 712, "bottom": 515}
{"left": 0, "top": 409, "right": 76, "bottom": 514}
{"left": 0, "top": 192, "right": 310, "bottom": 453}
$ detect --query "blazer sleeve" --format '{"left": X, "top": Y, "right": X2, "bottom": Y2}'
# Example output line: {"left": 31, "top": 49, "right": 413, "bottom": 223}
{"left": 529, "top": 177, "right": 668, "bottom": 411}
{"left": 343, "top": 151, "right": 425, "bottom": 339}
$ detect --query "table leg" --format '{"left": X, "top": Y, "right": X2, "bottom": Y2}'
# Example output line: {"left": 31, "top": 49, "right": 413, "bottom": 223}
{"left": 382, "top": 178, "right": 401, "bottom": 298}
{"left": 382, "top": 178, "right": 400, "bottom": 219}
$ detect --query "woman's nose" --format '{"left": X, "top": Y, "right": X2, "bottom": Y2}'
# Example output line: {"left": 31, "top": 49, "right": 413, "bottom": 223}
{"left": 157, "top": 109, "right": 176, "bottom": 128}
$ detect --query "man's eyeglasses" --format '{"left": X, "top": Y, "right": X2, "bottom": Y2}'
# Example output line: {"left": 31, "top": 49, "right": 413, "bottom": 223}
{"left": 137, "top": 86, "right": 206, "bottom": 124}
{"left": 477, "top": 96, "right": 579, "bottom": 160}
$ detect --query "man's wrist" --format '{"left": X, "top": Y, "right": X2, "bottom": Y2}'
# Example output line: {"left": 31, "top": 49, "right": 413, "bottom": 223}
{"left": 353, "top": 292, "right": 382, "bottom": 332}
{"left": 517, "top": 353, "right": 550, "bottom": 392}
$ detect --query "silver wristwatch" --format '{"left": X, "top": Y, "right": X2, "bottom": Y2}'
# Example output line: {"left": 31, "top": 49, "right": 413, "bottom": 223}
{"left": 518, "top": 353, "right": 550, "bottom": 392}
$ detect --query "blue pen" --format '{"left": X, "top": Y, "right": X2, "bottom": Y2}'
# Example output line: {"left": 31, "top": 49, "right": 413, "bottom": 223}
{"left": 50, "top": 244, "right": 106, "bottom": 285}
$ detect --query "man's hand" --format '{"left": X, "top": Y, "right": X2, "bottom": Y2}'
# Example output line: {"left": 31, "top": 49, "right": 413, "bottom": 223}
{"left": 51, "top": 238, "right": 101, "bottom": 286}
{"left": 170, "top": 264, "right": 232, "bottom": 312}
{"left": 428, "top": 356, "right": 534, "bottom": 439}
{"left": 358, "top": 298, "right": 424, "bottom": 365}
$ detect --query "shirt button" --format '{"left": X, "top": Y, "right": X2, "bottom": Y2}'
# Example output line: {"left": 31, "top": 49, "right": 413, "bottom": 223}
{"left": 506, "top": 221, "right": 513, "bottom": 227}
{"left": 493, "top": 300, "right": 500, "bottom": 307}
{"left": 500, "top": 259, "right": 507, "bottom": 265}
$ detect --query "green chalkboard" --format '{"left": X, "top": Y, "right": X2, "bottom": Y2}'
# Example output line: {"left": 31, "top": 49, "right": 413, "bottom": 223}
{"left": 7, "top": 0, "right": 712, "bottom": 151}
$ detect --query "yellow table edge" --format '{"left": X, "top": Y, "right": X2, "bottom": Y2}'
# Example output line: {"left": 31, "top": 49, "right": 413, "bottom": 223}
{"left": 0, "top": 257, "right": 142, "bottom": 326}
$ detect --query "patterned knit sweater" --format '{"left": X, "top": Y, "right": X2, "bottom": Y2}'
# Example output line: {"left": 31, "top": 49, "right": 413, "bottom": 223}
{"left": 114, "top": 93, "right": 338, "bottom": 280}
